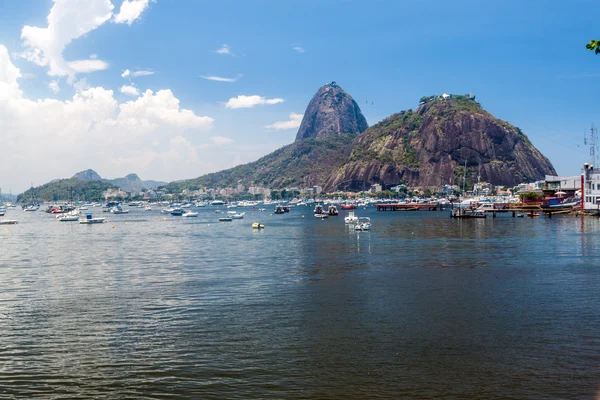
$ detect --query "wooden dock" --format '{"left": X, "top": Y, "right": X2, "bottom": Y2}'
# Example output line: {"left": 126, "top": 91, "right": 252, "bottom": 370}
{"left": 376, "top": 203, "right": 438, "bottom": 211}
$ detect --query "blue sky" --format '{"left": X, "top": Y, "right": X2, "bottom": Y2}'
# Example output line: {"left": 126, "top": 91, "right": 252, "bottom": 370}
{"left": 0, "top": 0, "right": 599, "bottom": 192}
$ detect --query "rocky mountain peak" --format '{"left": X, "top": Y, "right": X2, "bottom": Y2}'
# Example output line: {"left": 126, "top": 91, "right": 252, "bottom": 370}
{"left": 72, "top": 169, "right": 102, "bottom": 181}
{"left": 295, "top": 82, "right": 368, "bottom": 141}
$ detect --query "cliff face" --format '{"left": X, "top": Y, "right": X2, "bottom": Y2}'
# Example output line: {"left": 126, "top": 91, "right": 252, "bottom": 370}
{"left": 324, "top": 96, "right": 556, "bottom": 191}
{"left": 295, "top": 82, "right": 368, "bottom": 141}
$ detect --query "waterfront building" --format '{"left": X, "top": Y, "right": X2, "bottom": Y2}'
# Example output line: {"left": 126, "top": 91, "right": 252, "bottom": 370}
{"left": 543, "top": 175, "right": 581, "bottom": 197}
{"left": 582, "top": 163, "right": 600, "bottom": 211}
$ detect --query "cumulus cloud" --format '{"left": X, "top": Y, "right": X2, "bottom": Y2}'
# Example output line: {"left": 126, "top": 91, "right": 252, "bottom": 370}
{"left": 114, "top": 0, "right": 152, "bottom": 25}
{"left": 19, "top": 0, "right": 152, "bottom": 78}
{"left": 201, "top": 74, "right": 242, "bottom": 83}
{"left": 215, "top": 44, "right": 235, "bottom": 56}
{"left": 120, "top": 84, "right": 139, "bottom": 96}
{"left": 265, "top": 113, "right": 303, "bottom": 130}
{"left": 121, "top": 69, "right": 131, "bottom": 78}
{"left": 292, "top": 45, "right": 305, "bottom": 53}
{"left": 225, "top": 95, "right": 284, "bottom": 109}
{"left": 20, "top": 0, "right": 114, "bottom": 77}
{"left": 0, "top": 45, "right": 215, "bottom": 192}
{"left": 48, "top": 80, "right": 60, "bottom": 93}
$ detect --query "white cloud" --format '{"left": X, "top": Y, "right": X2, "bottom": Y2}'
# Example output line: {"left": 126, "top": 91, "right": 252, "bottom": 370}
{"left": 20, "top": 0, "right": 114, "bottom": 77}
{"left": 121, "top": 69, "right": 131, "bottom": 78}
{"left": 225, "top": 95, "right": 284, "bottom": 109}
{"left": 19, "top": 0, "right": 152, "bottom": 78}
{"left": 292, "top": 45, "right": 305, "bottom": 53}
{"left": 68, "top": 59, "right": 109, "bottom": 73}
{"left": 114, "top": 0, "right": 152, "bottom": 25}
{"left": 215, "top": 44, "right": 235, "bottom": 56}
{"left": 265, "top": 113, "right": 303, "bottom": 130}
{"left": 201, "top": 74, "right": 242, "bottom": 83}
{"left": 48, "top": 80, "right": 60, "bottom": 93}
{"left": 120, "top": 84, "right": 139, "bottom": 96}
{"left": 19, "top": 72, "right": 37, "bottom": 80}
{"left": 132, "top": 70, "right": 154, "bottom": 77}
{"left": 0, "top": 45, "right": 215, "bottom": 192}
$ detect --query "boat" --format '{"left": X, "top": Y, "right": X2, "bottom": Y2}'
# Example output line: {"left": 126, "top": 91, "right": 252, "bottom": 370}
{"left": 211, "top": 200, "right": 225, "bottom": 206}
{"left": 354, "top": 217, "right": 372, "bottom": 231}
{"left": 0, "top": 219, "right": 18, "bottom": 225}
{"left": 170, "top": 208, "right": 184, "bottom": 216}
{"left": 252, "top": 222, "right": 264, "bottom": 229}
{"left": 145, "top": 205, "right": 152, "bottom": 211}
{"left": 314, "top": 213, "right": 328, "bottom": 219}
{"left": 328, "top": 205, "right": 339, "bottom": 216}
{"left": 196, "top": 201, "right": 207, "bottom": 207}
{"left": 57, "top": 215, "right": 79, "bottom": 222}
{"left": 111, "top": 206, "right": 129, "bottom": 214}
{"left": 218, "top": 216, "right": 233, "bottom": 222}
{"left": 230, "top": 212, "right": 245, "bottom": 219}
{"left": 258, "top": 208, "right": 266, "bottom": 212}
{"left": 340, "top": 201, "right": 357, "bottom": 210}
{"left": 344, "top": 211, "right": 359, "bottom": 224}
{"left": 274, "top": 205, "right": 285, "bottom": 214}
{"left": 182, "top": 210, "right": 198, "bottom": 217}
{"left": 451, "top": 208, "right": 486, "bottom": 219}
{"left": 79, "top": 213, "right": 106, "bottom": 224}
{"left": 313, "top": 204, "right": 325, "bottom": 215}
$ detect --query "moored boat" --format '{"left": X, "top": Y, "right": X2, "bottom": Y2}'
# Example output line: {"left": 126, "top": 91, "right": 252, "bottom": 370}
{"left": 182, "top": 210, "right": 198, "bottom": 217}
{"left": 79, "top": 213, "right": 106, "bottom": 224}
{"left": 0, "top": 219, "right": 18, "bottom": 225}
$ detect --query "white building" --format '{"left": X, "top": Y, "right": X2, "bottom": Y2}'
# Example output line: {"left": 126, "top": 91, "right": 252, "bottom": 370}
{"left": 582, "top": 163, "right": 600, "bottom": 211}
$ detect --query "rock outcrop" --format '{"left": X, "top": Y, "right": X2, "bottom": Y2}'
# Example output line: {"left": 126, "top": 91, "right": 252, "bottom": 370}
{"left": 324, "top": 95, "right": 556, "bottom": 190}
{"left": 295, "top": 82, "right": 368, "bottom": 141}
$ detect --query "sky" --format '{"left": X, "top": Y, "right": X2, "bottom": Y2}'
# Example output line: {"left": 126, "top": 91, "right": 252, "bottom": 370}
{"left": 0, "top": 0, "right": 599, "bottom": 193}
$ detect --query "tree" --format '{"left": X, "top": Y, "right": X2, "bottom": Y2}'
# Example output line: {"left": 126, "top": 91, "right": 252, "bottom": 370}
{"left": 586, "top": 40, "right": 600, "bottom": 54}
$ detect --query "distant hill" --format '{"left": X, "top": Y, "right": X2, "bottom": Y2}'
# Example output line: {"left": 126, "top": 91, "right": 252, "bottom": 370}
{"left": 17, "top": 179, "right": 117, "bottom": 202}
{"left": 71, "top": 169, "right": 166, "bottom": 192}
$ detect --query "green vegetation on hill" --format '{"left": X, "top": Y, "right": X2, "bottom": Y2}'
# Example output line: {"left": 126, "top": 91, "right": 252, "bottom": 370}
{"left": 165, "top": 134, "right": 355, "bottom": 192}
{"left": 18, "top": 179, "right": 118, "bottom": 202}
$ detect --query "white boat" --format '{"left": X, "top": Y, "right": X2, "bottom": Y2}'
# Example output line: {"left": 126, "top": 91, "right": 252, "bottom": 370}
{"left": 230, "top": 212, "right": 245, "bottom": 219}
{"left": 314, "top": 213, "right": 328, "bottom": 219}
{"left": 218, "top": 216, "right": 232, "bottom": 222}
{"left": 354, "top": 217, "right": 372, "bottom": 231}
{"left": 79, "top": 214, "right": 106, "bottom": 224}
{"left": 344, "top": 211, "right": 359, "bottom": 224}
{"left": 0, "top": 219, "right": 18, "bottom": 225}
{"left": 211, "top": 200, "right": 225, "bottom": 206}
{"left": 79, "top": 206, "right": 88, "bottom": 210}
{"left": 57, "top": 215, "right": 79, "bottom": 222}
{"left": 196, "top": 201, "right": 207, "bottom": 207}
{"left": 145, "top": 205, "right": 152, "bottom": 211}
{"left": 111, "top": 206, "right": 129, "bottom": 214}
{"left": 182, "top": 211, "right": 198, "bottom": 217}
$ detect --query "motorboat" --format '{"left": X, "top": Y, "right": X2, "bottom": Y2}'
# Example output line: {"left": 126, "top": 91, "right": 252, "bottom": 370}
{"left": 196, "top": 201, "right": 207, "bottom": 207}
{"left": 145, "top": 205, "right": 152, "bottom": 211}
{"left": 57, "top": 215, "right": 79, "bottom": 222}
{"left": 314, "top": 213, "right": 328, "bottom": 219}
{"left": 230, "top": 212, "right": 245, "bottom": 219}
{"left": 252, "top": 222, "right": 264, "bottom": 229}
{"left": 79, "top": 214, "right": 106, "bottom": 224}
{"left": 0, "top": 219, "right": 18, "bottom": 225}
{"left": 344, "top": 212, "right": 359, "bottom": 224}
{"left": 354, "top": 217, "right": 372, "bottom": 231}
{"left": 218, "top": 216, "right": 233, "bottom": 222}
{"left": 182, "top": 210, "right": 198, "bottom": 217}
{"left": 111, "top": 206, "right": 129, "bottom": 214}
{"left": 211, "top": 200, "right": 225, "bottom": 206}
{"left": 327, "top": 205, "right": 339, "bottom": 216}
{"left": 313, "top": 204, "right": 325, "bottom": 215}
{"left": 274, "top": 205, "right": 285, "bottom": 214}
{"left": 170, "top": 208, "right": 184, "bottom": 216}
{"left": 258, "top": 208, "right": 266, "bottom": 212}
{"left": 340, "top": 201, "right": 356, "bottom": 210}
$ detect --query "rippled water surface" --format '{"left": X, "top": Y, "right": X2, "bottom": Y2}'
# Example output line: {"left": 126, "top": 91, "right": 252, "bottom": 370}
{"left": 1, "top": 207, "right": 599, "bottom": 399}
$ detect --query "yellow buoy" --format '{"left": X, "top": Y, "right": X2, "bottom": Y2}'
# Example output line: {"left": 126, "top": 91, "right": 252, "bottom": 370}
{"left": 163, "top": 217, "right": 167, "bottom": 220}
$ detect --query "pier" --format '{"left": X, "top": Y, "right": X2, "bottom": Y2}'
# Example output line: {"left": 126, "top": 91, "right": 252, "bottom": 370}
{"left": 376, "top": 203, "right": 438, "bottom": 211}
